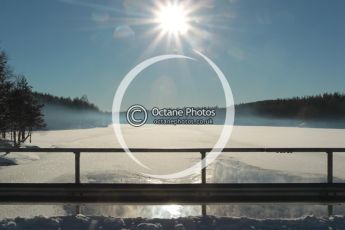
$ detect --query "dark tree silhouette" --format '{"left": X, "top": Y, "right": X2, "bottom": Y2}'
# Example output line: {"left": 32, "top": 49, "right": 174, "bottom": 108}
{"left": 7, "top": 76, "right": 45, "bottom": 145}
{"left": 0, "top": 49, "right": 45, "bottom": 146}
{"left": 0, "top": 50, "right": 12, "bottom": 139}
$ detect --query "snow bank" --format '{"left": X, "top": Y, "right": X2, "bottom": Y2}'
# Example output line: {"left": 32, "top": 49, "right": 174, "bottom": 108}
{"left": 0, "top": 157, "right": 16, "bottom": 166}
{"left": 1, "top": 215, "right": 345, "bottom": 230}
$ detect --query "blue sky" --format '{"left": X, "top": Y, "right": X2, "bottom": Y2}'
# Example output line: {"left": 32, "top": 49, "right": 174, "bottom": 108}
{"left": 1, "top": 0, "right": 344, "bottom": 111}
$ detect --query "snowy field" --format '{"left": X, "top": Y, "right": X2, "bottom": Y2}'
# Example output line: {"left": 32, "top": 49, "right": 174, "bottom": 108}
{"left": 1, "top": 125, "right": 345, "bottom": 222}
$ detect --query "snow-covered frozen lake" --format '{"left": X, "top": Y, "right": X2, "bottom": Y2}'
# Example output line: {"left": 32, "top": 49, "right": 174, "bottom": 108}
{"left": 1, "top": 125, "right": 345, "bottom": 219}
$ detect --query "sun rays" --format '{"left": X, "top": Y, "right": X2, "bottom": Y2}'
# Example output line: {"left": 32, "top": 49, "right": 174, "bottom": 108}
{"left": 60, "top": 0, "right": 226, "bottom": 55}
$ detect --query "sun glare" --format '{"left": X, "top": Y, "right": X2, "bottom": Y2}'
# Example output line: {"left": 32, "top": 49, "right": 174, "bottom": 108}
{"left": 156, "top": 3, "right": 190, "bottom": 35}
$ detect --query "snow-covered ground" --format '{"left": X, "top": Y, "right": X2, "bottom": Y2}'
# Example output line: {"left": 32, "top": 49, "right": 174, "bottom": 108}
{"left": 1, "top": 214, "right": 345, "bottom": 230}
{"left": 1, "top": 125, "right": 345, "bottom": 220}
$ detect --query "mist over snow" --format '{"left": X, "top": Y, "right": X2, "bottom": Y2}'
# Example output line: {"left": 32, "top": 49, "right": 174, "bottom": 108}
{"left": 41, "top": 104, "right": 111, "bottom": 130}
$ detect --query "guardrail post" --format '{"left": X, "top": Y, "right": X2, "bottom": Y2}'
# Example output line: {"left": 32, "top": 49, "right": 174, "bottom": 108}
{"left": 74, "top": 151, "right": 81, "bottom": 215}
{"left": 327, "top": 151, "right": 334, "bottom": 217}
{"left": 76, "top": 205, "right": 81, "bottom": 215}
{"left": 74, "top": 152, "right": 80, "bottom": 184}
{"left": 327, "top": 151, "right": 333, "bottom": 184}
{"left": 328, "top": 205, "right": 333, "bottom": 217}
{"left": 200, "top": 152, "right": 206, "bottom": 184}
{"left": 200, "top": 152, "right": 207, "bottom": 216}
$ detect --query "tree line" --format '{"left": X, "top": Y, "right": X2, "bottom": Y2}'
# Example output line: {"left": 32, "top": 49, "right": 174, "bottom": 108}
{"left": 236, "top": 93, "right": 345, "bottom": 119}
{"left": 0, "top": 49, "right": 45, "bottom": 146}
{"left": 34, "top": 92, "right": 100, "bottom": 112}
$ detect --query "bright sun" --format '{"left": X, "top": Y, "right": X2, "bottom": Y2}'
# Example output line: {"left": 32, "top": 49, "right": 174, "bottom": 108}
{"left": 156, "top": 3, "right": 190, "bottom": 35}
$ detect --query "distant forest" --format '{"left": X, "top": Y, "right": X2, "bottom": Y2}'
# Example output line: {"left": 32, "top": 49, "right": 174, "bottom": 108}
{"left": 34, "top": 92, "right": 100, "bottom": 112}
{"left": 236, "top": 93, "right": 345, "bottom": 120}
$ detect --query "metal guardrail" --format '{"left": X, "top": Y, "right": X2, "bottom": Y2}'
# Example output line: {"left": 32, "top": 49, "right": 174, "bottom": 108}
{"left": 0, "top": 147, "right": 343, "bottom": 184}
{"left": 1, "top": 183, "right": 345, "bottom": 203}
{"left": 0, "top": 148, "right": 344, "bottom": 216}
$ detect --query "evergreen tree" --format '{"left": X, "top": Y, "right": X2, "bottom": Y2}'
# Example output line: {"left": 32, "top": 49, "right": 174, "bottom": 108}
{"left": 0, "top": 50, "right": 12, "bottom": 139}
{"left": 7, "top": 76, "right": 45, "bottom": 146}
{"left": 0, "top": 48, "right": 45, "bottom": 146}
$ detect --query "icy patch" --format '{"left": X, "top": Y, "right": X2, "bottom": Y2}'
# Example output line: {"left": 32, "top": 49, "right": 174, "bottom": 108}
{"left": 82, "top": 170, "right": 201, "bottom": 184}
{"left": 211, "top": 156, "right": 336, "bottom": 183}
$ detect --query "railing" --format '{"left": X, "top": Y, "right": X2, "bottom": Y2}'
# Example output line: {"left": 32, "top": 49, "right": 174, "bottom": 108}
{"left": 0, "top": 147, "right": 345, "bottom": 216}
